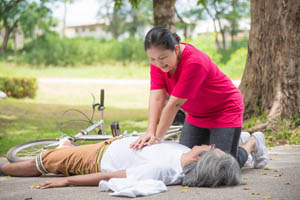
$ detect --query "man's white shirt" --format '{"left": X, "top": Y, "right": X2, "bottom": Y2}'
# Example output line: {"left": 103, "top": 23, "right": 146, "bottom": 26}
{"left": 101, "top": 136, "right": 191, "bottom": 185}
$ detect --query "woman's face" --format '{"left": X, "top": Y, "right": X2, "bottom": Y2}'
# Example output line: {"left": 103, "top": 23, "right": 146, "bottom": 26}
{"left": 146, "top": 45, "right": 180, "bottom": 74}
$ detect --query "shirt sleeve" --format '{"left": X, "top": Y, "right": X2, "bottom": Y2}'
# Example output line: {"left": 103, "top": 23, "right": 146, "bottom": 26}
{"left": 171, "top": 63, "right": 208, "bottom": 100}
{"left": 150, "top": 64, "right": 166, "bottom": 90}
{"left": 126, "top": 164, "right": 184, "bottom": 185}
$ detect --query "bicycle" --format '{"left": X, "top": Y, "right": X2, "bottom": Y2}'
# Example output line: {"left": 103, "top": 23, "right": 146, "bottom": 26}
{"left": 7, "top": 89, "right": 184, "bottom": 163}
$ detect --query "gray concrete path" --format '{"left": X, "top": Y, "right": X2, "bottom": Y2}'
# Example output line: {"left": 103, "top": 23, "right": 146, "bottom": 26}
{"left": 1, "top": 145, "right": 299, "bottom": 200}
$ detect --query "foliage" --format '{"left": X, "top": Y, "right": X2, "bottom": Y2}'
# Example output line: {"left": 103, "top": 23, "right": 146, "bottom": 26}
{"left": 218, "top": 36, "right": 248, "bottom": 63}
{"left": 0, "top": 76, "right": 38, "bottom": 98}
{"left": 98, "top": 0, "right": 152, "bottom": 39}
{"left": 196, "top": 0, "right": 250, "bottom": 49}
{"left": 221, "top": 46, "right": 247, "bottom": 79}
{"left": 185, "top": 34, "right": 222, "bottom": 66}
{"left": 17, "top": 33, "right": 148, "bottom": 66}
{"left": 0, "top": 0, "right": 57, "bottom": 53}
{"left": 243, "top": 115, "right": 300, "bottom": 146}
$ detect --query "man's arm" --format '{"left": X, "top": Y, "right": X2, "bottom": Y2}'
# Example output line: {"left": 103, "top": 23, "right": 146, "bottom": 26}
{"left": 37, "top": 170, "right": 126, "bottom": 189}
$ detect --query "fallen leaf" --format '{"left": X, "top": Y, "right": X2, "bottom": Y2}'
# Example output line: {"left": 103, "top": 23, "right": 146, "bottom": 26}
{"left": 29, "top": 184, "right": 39, "bottom": 189}
{"left": 181, "top": 186, "right": 189, "bottom": 192}
{"left": 243, "top": 187, "right": 251, "bottom": 190}
{"left": 260, "top": 173, "right": 267, "bottom": 175}
{"left": 273, "top": 169, "right": 280, "bottom": 172}
{"left": 264, "top": 167, "right": 272, "bottom": 170}
{"left": 24, "top": 198, "right": 32, "bottom": 200}
{"left": 285, "top": 182, "right": 291, "bottom": 185}
{"left": 274, "top": 174, "right": 282, "bottom": 177}
{"left": 263, "top": 196, "right": 272, "bottom": 199}
{"left": 251, "top": 192, "right": 260, "bottom": 195}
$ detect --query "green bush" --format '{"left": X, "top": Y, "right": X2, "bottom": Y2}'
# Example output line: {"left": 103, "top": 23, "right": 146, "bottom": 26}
{"left": 185, "top": 34, "right": 222, "bottom": 66}
{"left": 0, "top": 77, "right": 38, "bottom": 98}
{"left": 220, "top": 47, "right": 248, "bottom": 79}
{"left": 18, "top": 33, "right": 147, "bottom": 66}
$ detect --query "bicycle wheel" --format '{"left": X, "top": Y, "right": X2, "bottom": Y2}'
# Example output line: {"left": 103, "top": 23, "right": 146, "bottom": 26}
{"left": 164, "top": 126, "right": 182, "bottom": 141}
{"left": 7, "top": 139, "right": 59, "bottom": 163}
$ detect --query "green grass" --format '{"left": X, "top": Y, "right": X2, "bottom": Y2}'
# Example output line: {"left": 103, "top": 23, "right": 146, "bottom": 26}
{"left": 0, "top": 98, "right": 148, "bottom": 156}
{"left": 0, "top": 62, "right": 150, "bottom": 79}
{"left": 243, "top": 115, "right": 300, "bottom": 146}
{"left": 0, "top": 61, "right": 243, "bottom": 81}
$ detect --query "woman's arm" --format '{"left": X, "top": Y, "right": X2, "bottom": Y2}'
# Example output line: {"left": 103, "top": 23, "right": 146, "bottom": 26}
{"left": 37, "top": 170, "right": 126, "bottom": 189}
{"left": 130, "top": 89, "right": 166, "bottom": 149}
{"left": 147, "top": 89, "right": 166, "bottom": 135}
{"left": 151, "top": 95, "right": 187, "bottom": 143}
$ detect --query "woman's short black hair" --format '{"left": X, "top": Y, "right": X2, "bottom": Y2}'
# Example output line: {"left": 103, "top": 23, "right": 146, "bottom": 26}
{"left": 144, "top": 26, "right": 181, "bottom": 51}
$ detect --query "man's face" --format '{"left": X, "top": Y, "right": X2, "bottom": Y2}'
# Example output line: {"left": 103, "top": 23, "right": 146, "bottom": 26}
{"left": 146, "top": 45, "right": 179, "bottom": 73}
{"left": 191, "top": 145, "right": 224, "bottom": 159}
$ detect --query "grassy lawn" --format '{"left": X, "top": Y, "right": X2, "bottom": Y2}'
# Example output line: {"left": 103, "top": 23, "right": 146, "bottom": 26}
{"left": 0, "top": 62, "right": 152, "bottom": 156}
{"left": 0, "top": 62, "right": 150, "bottom": 79}
{"left": 0, "top": 98, "right": 148, "bottom": 156}
{"left": 0, "top": 62, "right": 250, "bottom": 157}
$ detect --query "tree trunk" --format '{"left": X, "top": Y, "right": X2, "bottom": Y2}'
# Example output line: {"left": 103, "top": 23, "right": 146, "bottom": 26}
{"left": 1, "top": 24, "right": 12, "bottom": 54}
{"left": 239, "top": 0, "right": 300, "bottom": 120}
{"left": 62, "top": 0, "right": 67, "bottom": 37}
{"left": 216, "top": 17, "right": 226, "bottom": 49}
{"left": 153, "top": 0, "right": 176, "bottom": 32}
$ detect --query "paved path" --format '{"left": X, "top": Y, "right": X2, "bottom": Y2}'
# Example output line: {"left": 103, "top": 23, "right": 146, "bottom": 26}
{"left": 1, "top": 145, "right": 299, "bottom": 200}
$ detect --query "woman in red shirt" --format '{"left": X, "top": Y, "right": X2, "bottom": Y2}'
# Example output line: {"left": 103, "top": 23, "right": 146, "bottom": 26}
{"left": 130, "top": 27, "right": 247, "bottom": 167}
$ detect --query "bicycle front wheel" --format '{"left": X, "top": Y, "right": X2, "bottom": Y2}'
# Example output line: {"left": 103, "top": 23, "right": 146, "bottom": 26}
{"left": 7, "top": 139, "right": 59, "bottom": 163}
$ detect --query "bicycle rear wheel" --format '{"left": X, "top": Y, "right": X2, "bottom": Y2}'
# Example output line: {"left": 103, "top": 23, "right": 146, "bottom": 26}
{"left": 7, "top": 139, "right": 59, "bottom": 163}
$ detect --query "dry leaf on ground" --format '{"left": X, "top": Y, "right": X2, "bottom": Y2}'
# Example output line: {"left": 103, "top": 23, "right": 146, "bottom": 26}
{"left": 181, "top": 186, "right": 189, "bottom": 192}
{"left": 29, "top": 184, "right": 39, "bottom": 189}
{"left": 242, "top": 187, "right": 251, "bottom": 190}
{"left": 263, "top": 196, "right": 272, "bottom": 199}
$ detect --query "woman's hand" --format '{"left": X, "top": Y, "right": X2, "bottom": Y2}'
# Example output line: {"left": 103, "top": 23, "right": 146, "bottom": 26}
{"left": 130, "top": 132, "right": 159, "bottom": 149}
{"left": 36, "top": 177, "right": 70, "bottom": 189}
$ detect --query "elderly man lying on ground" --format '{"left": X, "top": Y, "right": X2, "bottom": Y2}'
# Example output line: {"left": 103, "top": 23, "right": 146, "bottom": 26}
{"left": 0, "top": 132, "right": 268, "bottom": 192}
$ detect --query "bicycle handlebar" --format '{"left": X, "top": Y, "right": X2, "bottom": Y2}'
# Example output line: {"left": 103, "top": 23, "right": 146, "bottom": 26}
{"left": 100, "top": 89, "right": 104, "bottom": 107}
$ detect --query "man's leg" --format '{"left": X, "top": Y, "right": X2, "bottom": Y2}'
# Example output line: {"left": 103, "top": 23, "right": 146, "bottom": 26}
{"left": 179, "top": 121, "right": 210, "bottom": 148}
{"left": 1, "top": 159, "right": 41, "bottom": 177}
{"left": 240, "top": 132, "right": 269, "bottom": 169}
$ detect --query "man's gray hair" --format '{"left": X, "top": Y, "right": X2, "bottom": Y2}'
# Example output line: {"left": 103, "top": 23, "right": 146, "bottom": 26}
{"left": 182, "top": 151, "right": 242, "bottom": 187}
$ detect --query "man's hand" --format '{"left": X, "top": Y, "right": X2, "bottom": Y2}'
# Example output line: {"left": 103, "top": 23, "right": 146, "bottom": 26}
{"left": 36, "top": 177, "right": 70, "bottom": 189}
{"left": 130, "top": 132, "right": 158, "bottom": 149}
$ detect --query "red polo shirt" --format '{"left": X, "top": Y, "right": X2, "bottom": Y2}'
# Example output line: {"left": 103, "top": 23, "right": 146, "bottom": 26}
{"left": 150, "top": 43, "right": 244, "bottom": 128}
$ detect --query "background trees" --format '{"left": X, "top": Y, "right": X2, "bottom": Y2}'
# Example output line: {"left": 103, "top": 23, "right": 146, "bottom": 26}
{"left": 239, "top": 0, "right": 300, "bottom": 122}
{"left": 0, "top": 0, "right": 56, "bottom": 53}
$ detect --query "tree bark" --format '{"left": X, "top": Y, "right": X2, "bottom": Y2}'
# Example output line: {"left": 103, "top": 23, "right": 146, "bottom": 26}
{"left": 239, "top": 0, "right": 300, "bottom": 120}
{"left": 153, "top": 0, "right": 176, "bottom": 32}
{"left": 1, "top": 23, "right": 13, "bottom": 54}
